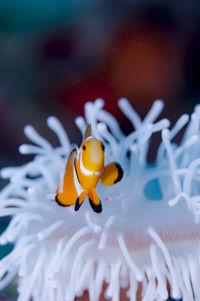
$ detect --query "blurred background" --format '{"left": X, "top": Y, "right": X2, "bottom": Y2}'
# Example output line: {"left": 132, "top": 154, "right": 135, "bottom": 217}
{"left": 0, "top": 0, "right": 200, "bottom": 172}
{"left": 0, "top": 0, "right": 200, "bottom": 299}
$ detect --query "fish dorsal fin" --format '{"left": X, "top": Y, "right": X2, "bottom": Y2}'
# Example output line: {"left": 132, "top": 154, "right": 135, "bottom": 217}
{"left": 84, "top": 124, "right": 92, "bottom": 140}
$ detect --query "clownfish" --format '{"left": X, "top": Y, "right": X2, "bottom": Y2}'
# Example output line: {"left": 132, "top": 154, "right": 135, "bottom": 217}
{"left": 55, "top": 125, "right": 123, "bottom": 213}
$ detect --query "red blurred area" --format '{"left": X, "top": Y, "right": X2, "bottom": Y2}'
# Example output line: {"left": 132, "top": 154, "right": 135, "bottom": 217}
{"left": 56, "top": 21, "right": 184, "bottom": 119}
{"left": 58, "top": 75, "right": 116, "bottom": 116}
{"left": 109, "top": 24, "right": 184, "bottom": 109}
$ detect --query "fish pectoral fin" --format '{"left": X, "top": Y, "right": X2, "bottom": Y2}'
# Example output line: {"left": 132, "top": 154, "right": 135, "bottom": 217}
{"left": 87, "top": 189, "right": 102, "bottom": 213}
{"left": 101, "top": 162, "right": 123, "bottom": 186}
{"left": 74, "top": 191, "right": 87, "bottom": 211}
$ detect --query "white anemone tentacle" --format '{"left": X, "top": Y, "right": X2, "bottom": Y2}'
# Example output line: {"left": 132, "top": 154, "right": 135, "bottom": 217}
{"left": 0, "top": 99, "right": 200, "bottom": 301}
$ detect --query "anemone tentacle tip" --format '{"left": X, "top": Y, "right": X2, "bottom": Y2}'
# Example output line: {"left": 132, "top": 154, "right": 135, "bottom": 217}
{"left": 46, "top": 115, "right": 57, "bottom": 125}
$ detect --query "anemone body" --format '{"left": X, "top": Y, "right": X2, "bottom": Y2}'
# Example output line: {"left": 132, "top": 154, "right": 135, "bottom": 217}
{"left": 0, "top": 99, "right": 200, "bottom": 301}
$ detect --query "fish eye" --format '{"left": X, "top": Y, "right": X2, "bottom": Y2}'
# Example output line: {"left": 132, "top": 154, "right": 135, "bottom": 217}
{"left": 101, "top": 143, "right": 105, "bottom": 151}
{"left": 82, "top": 145, "right": 86, "bottom": 151}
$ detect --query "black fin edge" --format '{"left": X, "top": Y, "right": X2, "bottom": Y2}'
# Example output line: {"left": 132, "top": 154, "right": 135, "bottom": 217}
{"left": 75, "top": 197, "right": 83, "bottom": 211}
{"left": 114, "top": 163, "right": 124, "bottom": 184}
{"left": 89, "top": 199, "right": 102, "bottom": 213}
{"left": 55, "top": 194, "right": 69, "bottom": 207}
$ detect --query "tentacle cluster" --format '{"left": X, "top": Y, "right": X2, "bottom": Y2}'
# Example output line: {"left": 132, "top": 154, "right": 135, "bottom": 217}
{"left": 0, "top": 99, "right": 200, "bottom": 300}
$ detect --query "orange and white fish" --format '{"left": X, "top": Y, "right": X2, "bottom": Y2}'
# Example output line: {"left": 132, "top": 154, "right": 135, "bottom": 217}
{"left": 55, "top": 125, "right": 123, "bottom": 213}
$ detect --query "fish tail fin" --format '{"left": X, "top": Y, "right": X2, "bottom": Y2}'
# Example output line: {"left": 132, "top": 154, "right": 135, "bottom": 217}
{"left": 87, "top": 188, "right": 102, "bottom": 213}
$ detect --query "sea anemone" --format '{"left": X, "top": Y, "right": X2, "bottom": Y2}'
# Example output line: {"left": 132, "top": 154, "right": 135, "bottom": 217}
{"left": 0, "top": 98, "right": 200, "bottom": 301}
